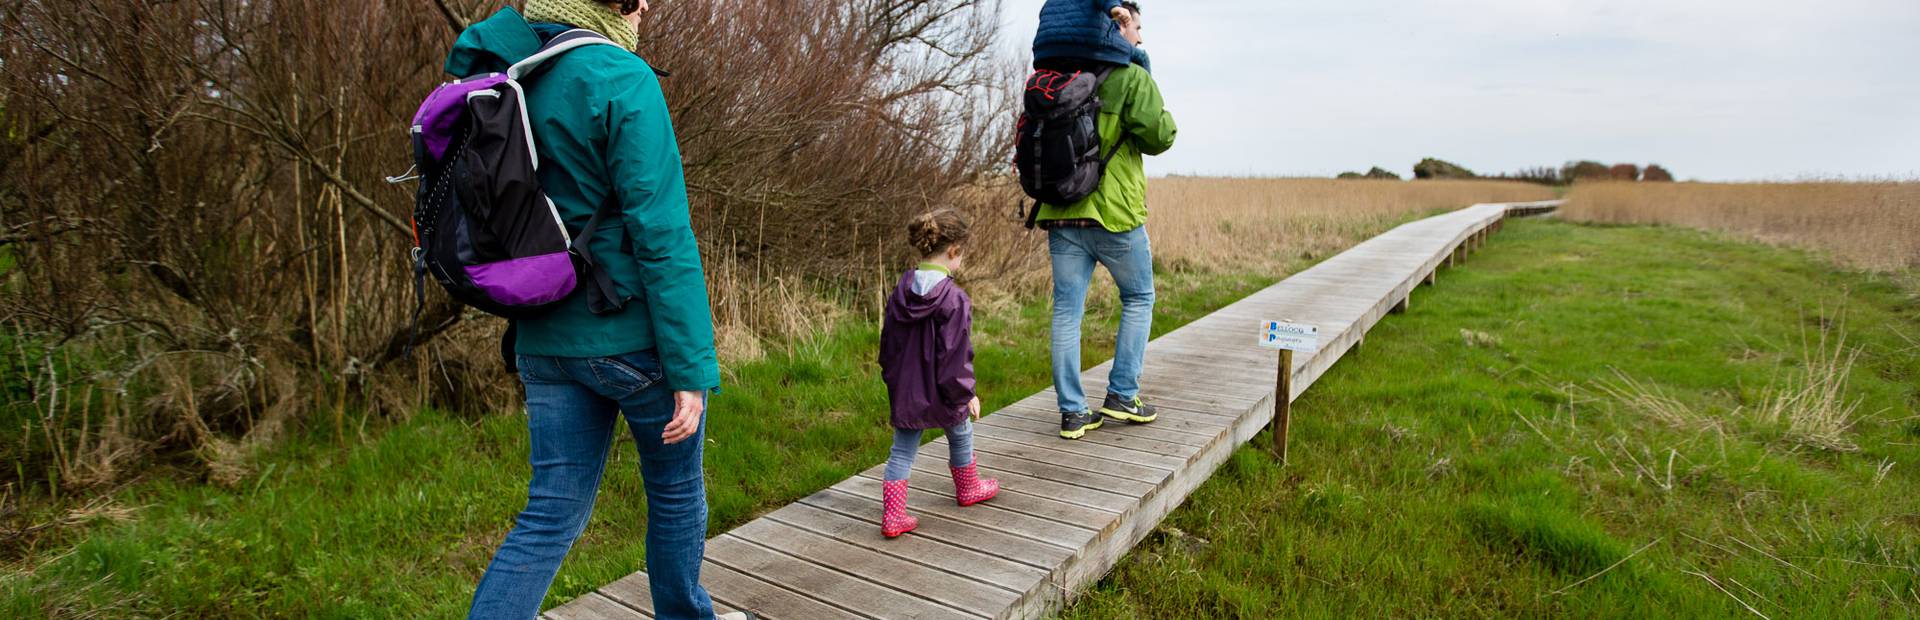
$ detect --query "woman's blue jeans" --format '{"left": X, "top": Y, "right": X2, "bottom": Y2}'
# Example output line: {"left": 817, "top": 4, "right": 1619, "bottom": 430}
{"left": 1049, "top": 226, "right": 1156, "bottom": 414}
{"left": 468, "top": 350, "right": 714, "bottom": 620}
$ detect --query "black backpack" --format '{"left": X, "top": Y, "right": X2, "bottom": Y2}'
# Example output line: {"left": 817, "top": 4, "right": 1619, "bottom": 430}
{"left": 1014, "top": 66, "right": 1119, "bottom": 228}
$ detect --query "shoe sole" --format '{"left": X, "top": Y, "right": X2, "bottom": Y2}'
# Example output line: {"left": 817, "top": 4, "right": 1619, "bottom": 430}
{"left": 957, "top": 491, "right": 998, "bottom": 507}
{"left": 1099, "top": 407, "right": 1158, "bottom": 424}
{"left": 1059, "top": 418, "right": 1103, "bottom": 439}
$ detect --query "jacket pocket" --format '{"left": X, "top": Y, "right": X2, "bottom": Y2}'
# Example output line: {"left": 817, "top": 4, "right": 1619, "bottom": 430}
{"left": 587, "top": 351, "right": 666, "bottom": 398}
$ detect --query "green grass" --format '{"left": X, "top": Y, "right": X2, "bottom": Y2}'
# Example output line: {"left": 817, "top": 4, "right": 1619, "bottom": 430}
{"left": 13, "top": 218, "right": 1917, "bottom": 618}
{"left": 1063, "top": 219, "right": 1920, "bottom": 618}
{"left": 1, "top": 259, "right": 1282, "bottom": 617}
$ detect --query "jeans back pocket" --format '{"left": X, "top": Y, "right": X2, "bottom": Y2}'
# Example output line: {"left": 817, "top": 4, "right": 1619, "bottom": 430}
{"left": 586, "top": 352, "right": 666, "bottom": 399}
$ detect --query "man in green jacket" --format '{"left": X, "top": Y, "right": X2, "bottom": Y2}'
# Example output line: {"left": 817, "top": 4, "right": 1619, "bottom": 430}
{"left": 1035, "top": 2, "right": 1177, "bottom": 440}
{"left": 450, "top": 2, "right": 739, "bottom": 619}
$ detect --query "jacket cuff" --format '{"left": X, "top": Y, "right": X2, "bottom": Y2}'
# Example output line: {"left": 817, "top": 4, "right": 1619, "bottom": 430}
{"left": 666, "top": 368, "right": 722, "bottom": 394}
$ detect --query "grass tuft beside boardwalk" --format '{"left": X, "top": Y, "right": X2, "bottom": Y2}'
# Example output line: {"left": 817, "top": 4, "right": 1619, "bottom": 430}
{"left": 1063, "top": 219, "right": 1920, "bottom": 618}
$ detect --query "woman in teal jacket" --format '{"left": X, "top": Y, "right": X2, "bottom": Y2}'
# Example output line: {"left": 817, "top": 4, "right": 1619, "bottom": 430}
{"left": 448, "top": 2, "right": 733, "bottom": 619}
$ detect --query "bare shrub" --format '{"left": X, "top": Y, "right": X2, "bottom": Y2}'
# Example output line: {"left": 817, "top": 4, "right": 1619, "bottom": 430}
{"left": 0, "top": 0, "right": 1013, "bottom": 492}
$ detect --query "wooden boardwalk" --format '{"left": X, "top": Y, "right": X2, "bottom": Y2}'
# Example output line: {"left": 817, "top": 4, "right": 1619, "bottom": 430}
{"left": 547, "top": 200, "right": 1563, "bottom": 620}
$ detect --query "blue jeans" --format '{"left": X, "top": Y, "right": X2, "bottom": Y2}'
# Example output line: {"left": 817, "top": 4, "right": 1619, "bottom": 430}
{"left": 885, "top": 420, "right": 976, "bottom": 481}
{"left": 1050, "top": 226, "right": 1156, "bottom": 414}
{"left": 468, "top": 350, "right": 714, "bottom": 620}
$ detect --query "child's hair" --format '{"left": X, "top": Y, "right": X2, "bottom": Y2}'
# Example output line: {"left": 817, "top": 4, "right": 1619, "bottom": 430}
{"left": 907, "top": 209, "right": 971, "bottom": 257}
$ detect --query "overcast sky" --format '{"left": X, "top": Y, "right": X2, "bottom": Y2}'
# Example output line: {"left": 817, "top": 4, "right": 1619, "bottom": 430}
{"left": 998, "top": 0, "right": 1920, "bottom": 181}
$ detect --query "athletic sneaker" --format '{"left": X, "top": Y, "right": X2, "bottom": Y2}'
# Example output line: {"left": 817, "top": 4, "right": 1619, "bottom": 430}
{"left": 1099, "top": 393, "right": 1158, "bottom": 424}
{"left": 1060, "top": 410, "right": 1103, "bottom": 439}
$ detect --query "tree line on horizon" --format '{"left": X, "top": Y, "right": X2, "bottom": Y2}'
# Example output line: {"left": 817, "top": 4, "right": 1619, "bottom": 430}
{"left": 1339, "top": 159, "right": 1676, "bottom": 185}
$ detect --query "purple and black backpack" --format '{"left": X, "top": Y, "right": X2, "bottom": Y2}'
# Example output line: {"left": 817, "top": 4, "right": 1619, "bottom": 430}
{"left": 398, "top": 29, "right": 628, "bottom": 331}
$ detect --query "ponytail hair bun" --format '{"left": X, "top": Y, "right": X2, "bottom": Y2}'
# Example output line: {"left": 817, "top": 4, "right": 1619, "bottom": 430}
{"left": 907, "top": 209, "right": 971, "bottom": 258}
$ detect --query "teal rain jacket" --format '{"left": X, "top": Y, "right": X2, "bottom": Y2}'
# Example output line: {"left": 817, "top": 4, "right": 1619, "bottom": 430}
{"left": 444, "top": 9, "right": 719, "bottom": 392}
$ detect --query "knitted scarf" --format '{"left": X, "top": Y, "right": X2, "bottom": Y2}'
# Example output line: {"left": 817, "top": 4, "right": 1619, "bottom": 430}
{"left": 523, "top": 0, "right": 639, "bottom": 51}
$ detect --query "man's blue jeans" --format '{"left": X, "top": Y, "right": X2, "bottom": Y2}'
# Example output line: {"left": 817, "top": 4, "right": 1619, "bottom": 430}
{"left": 468, "top": 350, "right": 714, "bottom": 620}
{"left": 1049, "top": 226, "right": 1156, "bottom": 414}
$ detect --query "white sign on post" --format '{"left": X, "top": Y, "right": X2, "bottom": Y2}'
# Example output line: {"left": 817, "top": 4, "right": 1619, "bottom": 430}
{"left": 1260, "top": 320, "right": 1319, "bottom": 352}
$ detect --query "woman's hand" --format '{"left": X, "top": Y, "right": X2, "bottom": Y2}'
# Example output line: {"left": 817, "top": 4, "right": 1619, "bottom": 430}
{"left": 968, "top": 396, "right": 982, "bottom": 422}
{"left": 662, "top": 390, "right": 705, "bottom": 444}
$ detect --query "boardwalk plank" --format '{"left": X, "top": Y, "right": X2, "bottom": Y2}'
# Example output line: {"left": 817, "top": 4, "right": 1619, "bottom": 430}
{"left": 987, "top": 406, "right": 1225, "bottom": 443}
{"left": 905, "top": 456, "right": 1138, "bottom": 513}
{"left": 855, "top": 467, "right": 1119, "bottom": 522}
{"left": 920, "top": 441, "right": 1157, "bottom": 496}
{"left": 765, "top": 501, "right": 1047, "bottom": 592}
{"left": 967, "top": 426, "right": 1188, "bottom": 470}
{"left": 975, "top": 409, "right": 1211, "bottom": 450}
{"left": 698, "top": 560, "right": 863, "bottom": 620}
{"left": 835, "top": 474, "right": 1103, "bottom": 545}
{"left": 546, "top": 592, "right": 649, "bottom": 620}
{"left": 708, "top": 534, "right": 980, "bottom": 619}
{"left": 801, "top": 488, "right": 1075, "bottom": 569}
{"left": 970, "top": 437, "right": 1167, "bottom": 484}
{"left": 729, "top": 518, "right": 1019, "bottom": 614}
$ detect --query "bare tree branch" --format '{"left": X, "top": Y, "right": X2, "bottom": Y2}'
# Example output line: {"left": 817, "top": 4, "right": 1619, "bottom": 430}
{"left": 429, "top": 0, "right": 470, "bottom": 35}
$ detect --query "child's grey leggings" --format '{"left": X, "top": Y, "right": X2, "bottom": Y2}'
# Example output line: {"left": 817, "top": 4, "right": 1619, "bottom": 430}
{"left": 884, "top": 419, "right": 975, "bottom": 481}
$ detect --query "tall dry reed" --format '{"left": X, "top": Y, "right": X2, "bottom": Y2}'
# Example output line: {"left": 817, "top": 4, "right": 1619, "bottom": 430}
{"left": 1563, "top": 182, "right": 1920, "bottom": 272}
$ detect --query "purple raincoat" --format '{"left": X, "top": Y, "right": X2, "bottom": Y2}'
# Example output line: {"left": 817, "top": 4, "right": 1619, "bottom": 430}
{"left": 878, "top": 270, "right": 976, "bottom": 430}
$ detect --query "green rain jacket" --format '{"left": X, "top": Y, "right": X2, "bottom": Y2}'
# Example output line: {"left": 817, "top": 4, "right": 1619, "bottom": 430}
{"left": 444, "top": 9, "right": 720, "bottom": 393}
{"left": 1035, "top": 64, "right": 1178, "bottom": 232}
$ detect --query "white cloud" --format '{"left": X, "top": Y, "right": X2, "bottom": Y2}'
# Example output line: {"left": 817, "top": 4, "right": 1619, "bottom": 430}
{"left": 999, "top": 0, "right": 1920, "bottom": 180}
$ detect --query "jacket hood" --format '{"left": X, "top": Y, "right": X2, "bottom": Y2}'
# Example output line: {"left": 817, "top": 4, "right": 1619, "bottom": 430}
{"left": 885, "top": 270, "right": 959, "bottom": 325}
{"left": 444, "top": 8, "right": 544, "bottom": 78}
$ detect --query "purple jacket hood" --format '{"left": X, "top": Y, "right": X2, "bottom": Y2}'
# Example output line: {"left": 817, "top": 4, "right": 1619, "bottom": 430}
{"left": 885, "top": 270, "right": 962, "bottom": 325}
{"left": 878, "top": 270, "right": 975, "bottom": 431}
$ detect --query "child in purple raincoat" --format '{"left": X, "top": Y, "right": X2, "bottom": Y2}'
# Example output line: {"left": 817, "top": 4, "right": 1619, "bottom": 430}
{"left": 875, "top": 209, "right": 999, "bottom": 538}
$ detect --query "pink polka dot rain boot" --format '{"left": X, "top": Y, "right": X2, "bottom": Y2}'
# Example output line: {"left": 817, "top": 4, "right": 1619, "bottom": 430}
{"left": 950, "top": 460, "right": 999, "bottom": 507}
{"left": 881, "top": 479, "right": 918, "bottom": 538}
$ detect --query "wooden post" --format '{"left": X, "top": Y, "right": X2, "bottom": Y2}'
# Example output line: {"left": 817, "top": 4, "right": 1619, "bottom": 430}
{"left": 1273, "top": 348, "right": 1294, "bottom": 464}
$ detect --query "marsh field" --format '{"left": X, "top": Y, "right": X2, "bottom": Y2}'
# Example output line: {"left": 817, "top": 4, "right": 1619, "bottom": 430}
{"left": 6, "top": 174, "right": 1920, "bottom": 617}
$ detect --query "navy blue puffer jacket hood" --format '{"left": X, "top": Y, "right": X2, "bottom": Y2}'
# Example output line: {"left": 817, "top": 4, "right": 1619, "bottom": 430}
{"left": 1031, "top": 0, "right": 1151, "bottom": 71}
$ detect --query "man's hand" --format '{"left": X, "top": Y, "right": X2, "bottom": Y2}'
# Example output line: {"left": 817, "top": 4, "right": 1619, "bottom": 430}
{"left": 968, "top": 396, "right": 982, "bottom": 422}
{"left": 662, "top": 390, "right": 705, "bottom": 444}
{"left": 1109, "top": 6, "right": 1134, "bottom": 28}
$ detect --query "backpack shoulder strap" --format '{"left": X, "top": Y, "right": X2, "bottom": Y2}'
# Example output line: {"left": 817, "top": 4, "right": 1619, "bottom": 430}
{"left": 508, "top": 29, "right": 620, "bottom": 81}
{"left": 569, "top": 194, "right": 630, "bottom": 315}
{"left": 1091, "top": 64, "right": 1129, "bottom": 165}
